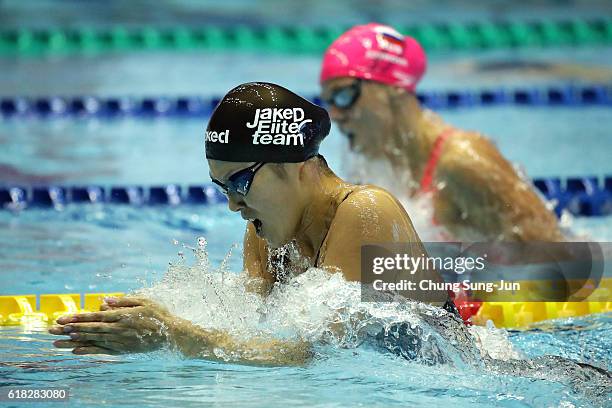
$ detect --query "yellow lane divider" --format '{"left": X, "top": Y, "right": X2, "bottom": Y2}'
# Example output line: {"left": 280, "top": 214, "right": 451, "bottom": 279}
{"left": 0, "top": 295, "right": 48, "bottom": 326}
{"left": 471, "top": 301, "right": 611, "bottom": 328}
{"left": 0, "top": 293, "right": 124, "bottom": 326}
{"left": 468, "top": 278, "right": 611, "bottom": 328}
{"left": 0, "top": 292, "right": 610, "bottom": 329}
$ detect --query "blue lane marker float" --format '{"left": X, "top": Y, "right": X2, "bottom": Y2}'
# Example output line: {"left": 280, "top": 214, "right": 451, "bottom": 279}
{"left": 0, "top": 184, "right": 227, "bottom": 210}
{"left": 0, "top": 84, "right": 610, "bottom": 118}
{"left": 1, "top": 178, "right": 611, "bottom": 217}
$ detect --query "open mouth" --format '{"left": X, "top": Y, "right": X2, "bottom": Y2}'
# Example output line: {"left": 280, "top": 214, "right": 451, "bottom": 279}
{"left": 346, "top": 132, "right": 355, "bottom": 150}
{"left": 252, "top": 218, "right": 263, "bottom": 235}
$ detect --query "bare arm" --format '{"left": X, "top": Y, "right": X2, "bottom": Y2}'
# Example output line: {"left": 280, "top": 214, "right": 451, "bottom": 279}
{"left": 243, "top": 222, "right": 274, "bottom": 294}
{"left": 168, "top": 314, "right": 311, "bottom": 366}
{"left": 318, "top": 187, "right": 447, "bottom": 305}
{"left": 436, "top": 134, "right": 563, "bottom": 241}
{"left": 166, "top": 230, "right": 311, "bottom": 366}
{"left": 243, "top": 222, "right": 264, "bottom": 277}
{"left": 50, "top": 296, "right": 311, "bottom": 367}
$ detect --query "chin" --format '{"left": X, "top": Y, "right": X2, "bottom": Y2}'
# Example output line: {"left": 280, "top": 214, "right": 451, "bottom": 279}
{"left": 265, "top": 238, "right": 285, "bottom": 250}
{"left": 351, "top": 139, "right": 367, "bottom": 153}
{"left": 264, "top": 233, "right": 292, "bottom": 250}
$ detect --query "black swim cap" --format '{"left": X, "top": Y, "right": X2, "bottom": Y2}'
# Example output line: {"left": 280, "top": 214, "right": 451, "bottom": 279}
{"left": 205, "top": 82, "right": 331, "bottom": 163}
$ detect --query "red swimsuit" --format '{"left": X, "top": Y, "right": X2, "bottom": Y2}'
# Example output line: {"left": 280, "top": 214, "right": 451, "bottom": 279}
{"left": 417, "top": 128, "right": 482, "bottom": 324}
{"left": 419, "top": 128, "right": 455, "bottom": 194}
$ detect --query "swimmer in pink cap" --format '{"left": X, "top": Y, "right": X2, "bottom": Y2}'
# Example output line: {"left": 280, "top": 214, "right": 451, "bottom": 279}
{"left": 320, "top": 23, "right": 563, "bottom": 242}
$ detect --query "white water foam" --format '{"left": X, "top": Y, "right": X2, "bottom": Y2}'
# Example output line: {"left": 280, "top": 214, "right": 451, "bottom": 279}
{"left": 135, "top": 237, "right": 519, "bottom": 365}
{"left": 130, "top": 237, "right": 610, "bottom": 404}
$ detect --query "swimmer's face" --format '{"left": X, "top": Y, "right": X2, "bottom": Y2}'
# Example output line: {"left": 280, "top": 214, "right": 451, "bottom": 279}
{"left": 208, "top": 159, "right": 304, "bottom": 249}
{"left": 321, "top": 78, "right": 396, "bottom": 158}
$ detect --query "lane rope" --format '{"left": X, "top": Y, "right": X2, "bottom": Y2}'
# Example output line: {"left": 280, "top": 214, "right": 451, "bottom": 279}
{"left": 0, "top": 84, "right": 611, "bottom": 118}
{"left": 1, "top": 19, "right": 611, "bottom": 57}
{"left": 1, "top": 291, "right": 610, "bottom": 329}
{"left": 1, "top": 177, "right": 611, "bottom": 216}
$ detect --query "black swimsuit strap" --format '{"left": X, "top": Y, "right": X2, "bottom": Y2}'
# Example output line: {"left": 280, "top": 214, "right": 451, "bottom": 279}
{"left": 313, "top": 187, "right": 461, "bottom": 320}
{"left": 313, "top": 188, "right": 358, "bottom": 267}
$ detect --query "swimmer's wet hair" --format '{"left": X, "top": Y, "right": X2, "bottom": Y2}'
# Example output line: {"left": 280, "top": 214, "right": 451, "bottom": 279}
{"left": 312, "top": 154, "right": 333, "bottom": 175}
{"left": 205, "top": 82, "right": 331, "bottom": 163}
{"left": 269, "top": 154, "right": 331, "bottom": 180}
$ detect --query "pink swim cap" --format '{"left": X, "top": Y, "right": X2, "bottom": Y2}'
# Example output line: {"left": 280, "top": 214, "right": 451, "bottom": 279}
{"left": 320, "top": 23, "right": 427, "bottom": 92}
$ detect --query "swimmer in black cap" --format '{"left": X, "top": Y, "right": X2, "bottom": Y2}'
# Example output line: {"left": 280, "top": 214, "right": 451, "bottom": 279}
{"left": 49, "top": 82, "right": 451, "bottom": 365}
{"left": 205, "top": 82, "right": 448, "bottom": 296}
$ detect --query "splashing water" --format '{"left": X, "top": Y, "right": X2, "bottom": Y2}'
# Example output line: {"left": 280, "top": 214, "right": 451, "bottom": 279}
{"left": 132, "top": 237, "right": 610, "bottom": 404}
{"left": 340, "top": 147, "right": 587, "bottom": 242}
{"left": 136, "top": 237, "right": 500, "bottom": 359}
{"left": 340, "top": 149, "right": 450, "bottom": 241}
{"left": 336, "top": 148, "right": 611, "bottom": 400}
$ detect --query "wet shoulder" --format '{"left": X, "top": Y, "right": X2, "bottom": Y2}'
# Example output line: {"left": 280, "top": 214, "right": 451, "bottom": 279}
{"left": 339, "top": 184, "right": 401, "bottom": 210}
{"left": 332, "top": 185, "right": 413, "bottom": 239}
{"left": 438, "top": 130, "right": 513, "bottom": 174}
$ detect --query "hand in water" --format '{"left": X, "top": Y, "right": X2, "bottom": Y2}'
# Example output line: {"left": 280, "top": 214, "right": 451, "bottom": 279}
{"left": 50, "top": 295, "right": 311, "bottom": 365}
{"left": 48, "top": 297, "right": 173, "bottom": 355}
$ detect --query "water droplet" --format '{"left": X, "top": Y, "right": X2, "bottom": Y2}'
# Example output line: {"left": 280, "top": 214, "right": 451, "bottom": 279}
{"left": 197, "top": 237, "right": 207, "bottom": 247}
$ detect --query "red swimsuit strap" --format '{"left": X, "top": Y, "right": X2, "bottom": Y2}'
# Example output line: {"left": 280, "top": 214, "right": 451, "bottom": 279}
{"left": 418, "top": 128, "right": 455, "bottom": 193}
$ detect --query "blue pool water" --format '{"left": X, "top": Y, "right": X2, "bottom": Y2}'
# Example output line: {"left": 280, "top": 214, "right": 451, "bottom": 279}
{"left": 1, "top": 117, "right": 611, "bottom": 407}
{"left": 1, "top": 105, "right": 612, "bottom": 185}
{"left": 0, "top": 313, "right": 608, "bottom": 408}
{"left": 2, "top": 2, "right": 612, "bottom": 406}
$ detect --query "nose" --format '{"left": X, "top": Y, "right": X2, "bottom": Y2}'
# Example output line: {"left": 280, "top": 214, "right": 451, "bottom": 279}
{"left": 328, "top": 105, "right": 346, "bottom": 122}
{"left": 227, "top": 193, "right": 246, "bottom": 212}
